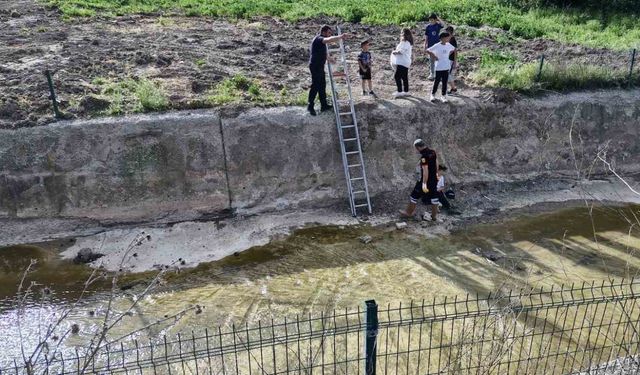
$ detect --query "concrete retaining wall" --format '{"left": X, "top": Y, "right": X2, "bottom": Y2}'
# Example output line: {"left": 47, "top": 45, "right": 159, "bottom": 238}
{"left": 1, "top": 90, "right": 639, "bottom": 222}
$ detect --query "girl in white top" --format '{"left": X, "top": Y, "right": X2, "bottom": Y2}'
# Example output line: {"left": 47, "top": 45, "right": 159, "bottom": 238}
{"left": 389, "top": 28, "right": 413, "bottom": 98}
{"left": 426, "top": 32, "right": 456, "bottom": 103}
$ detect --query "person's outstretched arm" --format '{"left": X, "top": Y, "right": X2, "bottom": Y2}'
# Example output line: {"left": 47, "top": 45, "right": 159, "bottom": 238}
{"left": 322, "top": 34, "right": 348, "bottom": 44}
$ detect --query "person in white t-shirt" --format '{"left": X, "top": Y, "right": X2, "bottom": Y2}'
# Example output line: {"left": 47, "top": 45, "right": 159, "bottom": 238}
{"left": 426, "top": 32, "right": 456, "bottom": 103}
{"left": 389, "top": 28, "right": 414, "bottom": 98}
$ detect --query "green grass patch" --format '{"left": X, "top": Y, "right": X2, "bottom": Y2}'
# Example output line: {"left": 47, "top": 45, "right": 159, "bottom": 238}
{"left": 45, "top": 0, "right": 640, "bottom": 49}
{"left": 206, "top": 74, "right": 308, "bottom": 107}
{"left": 135, "top": 79, "right": 170, "bottom": 111}
{"left": 472, "top": 50, "right": 639, "bottom": 93}
{"left": 93, "top": 77, "right": 169, "bottom": 115}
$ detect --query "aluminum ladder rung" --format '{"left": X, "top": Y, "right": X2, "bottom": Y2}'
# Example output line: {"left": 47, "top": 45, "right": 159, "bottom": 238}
{"left": 326, "top": 25, "right": 372, "bottom": 217}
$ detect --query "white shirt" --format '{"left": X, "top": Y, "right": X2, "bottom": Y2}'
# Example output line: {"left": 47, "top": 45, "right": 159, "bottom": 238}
{"left": 427, "top": 42, "right": 455, "bottom": 71}
{"left": 437, "top": 175, "right": 445, "bottom": 191}
{"left": 390, "top": 41, "right": 412, "bottom": 68}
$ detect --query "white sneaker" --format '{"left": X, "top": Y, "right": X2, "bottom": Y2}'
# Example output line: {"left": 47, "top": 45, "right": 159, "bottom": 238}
{"left": 393, "top": 92, "right": 402, "bottom": 98}
{"left": 430, "top": 94, "right": 436, "bottom": 102}
{"left": 441, "top": 95, "right": 448, "bottom": 103}
{"left": 422, "top": 213, "right": 443, "bottom": 222}
{"left": 401, "top": 92, "right": 410, "bottom": 97}
{"left": 428, "top": 75, "right": 434, "bottom": 81}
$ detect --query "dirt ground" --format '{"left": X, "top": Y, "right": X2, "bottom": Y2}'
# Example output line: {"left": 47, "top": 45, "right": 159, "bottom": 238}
{"left": 0, "top": 0, "right": 629, "bottom": 129}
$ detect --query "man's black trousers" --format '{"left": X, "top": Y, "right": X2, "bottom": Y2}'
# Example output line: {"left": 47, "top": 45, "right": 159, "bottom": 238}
{"left": 308, "top": 66, "right": 328, "bottom": 108}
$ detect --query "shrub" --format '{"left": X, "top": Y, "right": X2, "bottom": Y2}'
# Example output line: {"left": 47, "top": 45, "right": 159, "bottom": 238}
{"left": 93, "top": 77, "right": 169, "bottom": 114}
{"left": 135, "top": 79, "right": 169, "bottom": 112}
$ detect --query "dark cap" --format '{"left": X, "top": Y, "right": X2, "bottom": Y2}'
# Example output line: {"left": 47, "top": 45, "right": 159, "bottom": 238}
{"left": 360, "top": 39, "right": 370, "bottom": 47}
{"left": 439, "top": 31, "right": 450, "bottom": 39}
{"left": 429, "top": 13, "right": 438, "bottom": 20}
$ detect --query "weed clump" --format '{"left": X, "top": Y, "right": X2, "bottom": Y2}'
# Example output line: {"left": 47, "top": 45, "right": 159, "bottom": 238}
{"left": 92, "top": 77, "right": 170, "bottom": 115}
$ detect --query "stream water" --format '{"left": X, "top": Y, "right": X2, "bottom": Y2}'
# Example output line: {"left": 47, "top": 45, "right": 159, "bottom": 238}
{"left": 1, "top": 203, "right": 639, "bottom": 365}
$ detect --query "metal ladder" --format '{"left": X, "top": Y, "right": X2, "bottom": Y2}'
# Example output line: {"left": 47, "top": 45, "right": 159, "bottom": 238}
{"left": 326, "top": 26, "right": 372, "bottom": 217}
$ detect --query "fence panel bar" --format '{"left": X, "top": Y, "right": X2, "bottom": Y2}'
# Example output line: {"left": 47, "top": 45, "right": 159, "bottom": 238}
{"left": 365, "top": 300, "right": 379, "bottom": 375}
{"left": 629, "top": 48, "right": 637, "bottom": 87}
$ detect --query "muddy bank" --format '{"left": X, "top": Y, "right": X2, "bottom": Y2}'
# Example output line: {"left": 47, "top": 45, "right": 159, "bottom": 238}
{"left": 1, "top": 90, "right": 639, "bottom": 227}
{"left": 14, "top": 176, "right": 640, "bottom": 272}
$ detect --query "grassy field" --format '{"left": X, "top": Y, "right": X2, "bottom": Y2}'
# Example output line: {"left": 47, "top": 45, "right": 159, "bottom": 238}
{"left": 47, "top": 0, "right": 640, "bottom": 50}
{"left": 470, "top": 50, "right": 640, "bottom": 93}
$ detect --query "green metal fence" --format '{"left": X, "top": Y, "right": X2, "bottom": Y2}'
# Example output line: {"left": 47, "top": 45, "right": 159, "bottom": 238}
{"left": 2, "top": 278, "right": 639, "bottom": 374}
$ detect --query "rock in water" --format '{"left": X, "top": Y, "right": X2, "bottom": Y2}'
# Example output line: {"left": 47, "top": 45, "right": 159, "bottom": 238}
{"left": 396, "top": 222, "right": 408, "bottom": 230}
{"left": 359, "top": 235, "right": 373, "bottom": 244}
{"left": 73, "top": 248, "right": 104, "bottom": 264}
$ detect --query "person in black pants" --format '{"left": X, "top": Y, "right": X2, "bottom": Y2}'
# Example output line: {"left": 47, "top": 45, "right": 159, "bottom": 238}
{"left": 391, "top": 28, "right": 414, "bottom": 98}
{"left": 426, "top": 32, "right": 456, "bottom": 103}
{"left": 308, "top": 25, "right": 348, "bottom": 116}
{"left": 399, "top": 139, "right": 440, "bottom": 222}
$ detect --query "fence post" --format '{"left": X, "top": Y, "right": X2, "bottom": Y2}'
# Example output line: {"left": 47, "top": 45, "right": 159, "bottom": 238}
{"left": 44, "top": 70, "right": 62, "bottom": 119}
{"left": 629, "top": 48, "right": 637, "bottom": 88}
{"left": 536, "top": 55, "right": 545, "bottom": 82}
{"left": 364, "top": 300, "right": 378, "bottom": 375}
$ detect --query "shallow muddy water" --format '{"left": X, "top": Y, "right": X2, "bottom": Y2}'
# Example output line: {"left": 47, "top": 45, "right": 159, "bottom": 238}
{"left": 1, "top": 203, "right": 639, "bottom": 364}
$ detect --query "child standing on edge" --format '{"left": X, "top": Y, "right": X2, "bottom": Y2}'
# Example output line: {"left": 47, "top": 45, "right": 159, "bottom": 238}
{"left": 390, "top": 28, "right": 414, "bottom": 98}
{"left": 426, "top": 32, "right": 455, "bottom": 103}
{"left": 424, "top": 13, "right": 444, "bottom": 80}
{"left": 358, "top": 40, "right": 375, "bottom": 97}
{"left": 446, "top": 26, "right": 458, "bottom": 94}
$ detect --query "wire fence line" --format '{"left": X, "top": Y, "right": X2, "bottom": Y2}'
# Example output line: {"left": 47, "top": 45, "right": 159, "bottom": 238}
{"left": 2, "top": 278, "right": 639, "bottom": 375}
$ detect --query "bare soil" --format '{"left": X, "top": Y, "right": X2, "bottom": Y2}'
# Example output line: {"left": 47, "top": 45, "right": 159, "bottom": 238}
{"left": 0, "top": 0, "right": 628, "bottom": 129}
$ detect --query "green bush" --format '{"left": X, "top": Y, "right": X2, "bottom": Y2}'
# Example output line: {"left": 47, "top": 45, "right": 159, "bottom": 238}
{"left": 93, "top": 77, "right": 169, "bottom": 114}
{"left": 135, "top": 79, "right": 169, "bottom": 111}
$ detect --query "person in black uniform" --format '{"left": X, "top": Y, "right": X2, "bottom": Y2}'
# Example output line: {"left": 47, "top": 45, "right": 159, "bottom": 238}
{"left": 399, "top": 139, "right": 440, "bottom": 221}
{"left": 308, "top": 25, "right": 348, "bottom": 116}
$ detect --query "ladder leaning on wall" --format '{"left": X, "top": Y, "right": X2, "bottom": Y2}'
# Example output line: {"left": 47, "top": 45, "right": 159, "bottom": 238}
{"left": 326, "top": 26, "right": 372, "bottom": 217}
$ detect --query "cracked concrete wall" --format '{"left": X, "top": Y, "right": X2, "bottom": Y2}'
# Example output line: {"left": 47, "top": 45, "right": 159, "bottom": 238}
{"left": 0, "top": 112, "right": 229, "bottom": 221}
{"left": 0, "top": 90, "right": 639, "bottom": 222}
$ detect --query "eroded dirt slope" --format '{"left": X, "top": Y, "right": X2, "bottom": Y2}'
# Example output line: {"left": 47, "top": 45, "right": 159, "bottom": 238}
{"left": 0, "top": 0, "right": 628, "bottom": 129}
